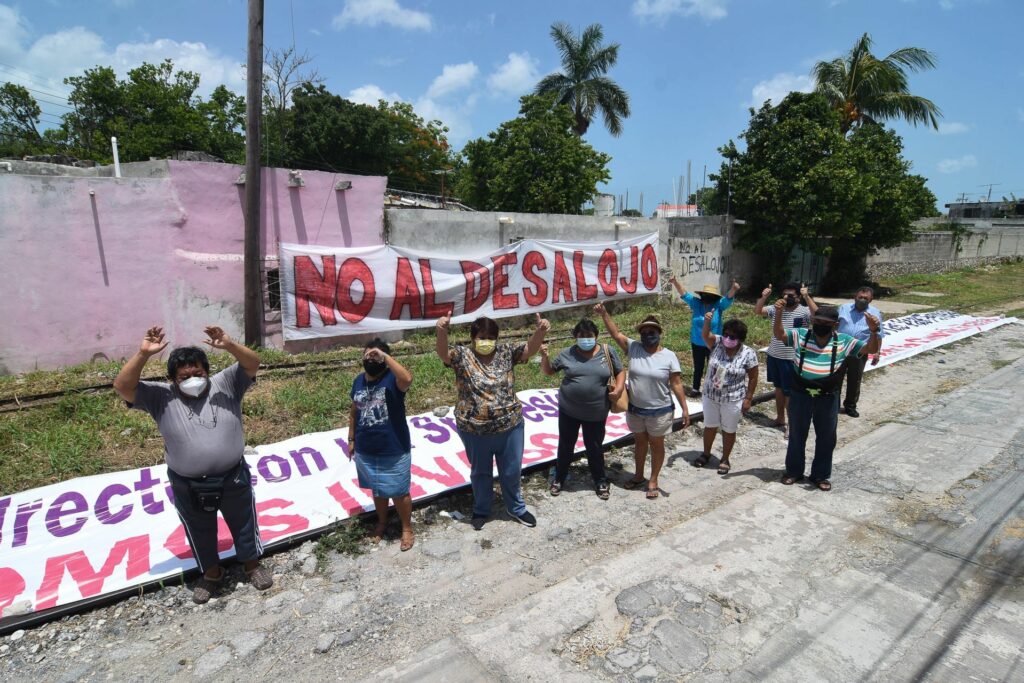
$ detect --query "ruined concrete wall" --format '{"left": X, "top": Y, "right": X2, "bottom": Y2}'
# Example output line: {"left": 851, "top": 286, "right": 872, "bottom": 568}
{"left": 866, "top": 223, "right": 1024, "bottom": 279}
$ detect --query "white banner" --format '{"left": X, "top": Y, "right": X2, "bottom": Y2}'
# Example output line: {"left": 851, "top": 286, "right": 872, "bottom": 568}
{"left": 279, "top": 234, "right": 661, "bottom": 340}
{"left": 0, "top": 311, "right": 1015, "bottom": 624}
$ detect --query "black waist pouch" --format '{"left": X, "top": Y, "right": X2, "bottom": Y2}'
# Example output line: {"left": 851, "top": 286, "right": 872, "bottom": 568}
{"left": 186, "top": 462, "right": 242, "bottom": 511}
{"left": 791, "top": 365, "right": 846, "bottom": 395}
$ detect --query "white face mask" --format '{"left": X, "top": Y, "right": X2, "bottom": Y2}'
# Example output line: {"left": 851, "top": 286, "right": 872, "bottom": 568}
{"left": 178, "top": 376, "right": 209, "bottom": 397}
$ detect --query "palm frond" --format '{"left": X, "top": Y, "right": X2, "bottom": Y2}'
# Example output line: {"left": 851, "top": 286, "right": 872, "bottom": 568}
{"left": 883, "top": 47, "right": 937, "bottom": 72}
{"left": 865, "top": 92, "right": 942, "bottom": 129}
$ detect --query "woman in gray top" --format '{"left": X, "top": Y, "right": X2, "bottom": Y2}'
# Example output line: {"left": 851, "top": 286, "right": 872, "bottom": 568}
{"left": 596, "top": 303, "right": 690, "bottom": 500}
{"left": 540, "top": 318, "right": 625, "bottom": 499}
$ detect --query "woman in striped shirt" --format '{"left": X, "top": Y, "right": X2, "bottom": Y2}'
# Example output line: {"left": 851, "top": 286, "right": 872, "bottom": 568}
{"left": 772, "top": 302, "right": 880, "bottom": 491}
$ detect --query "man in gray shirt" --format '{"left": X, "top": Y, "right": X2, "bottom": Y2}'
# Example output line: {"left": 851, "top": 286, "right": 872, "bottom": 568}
{"left": 113, "top": 325, "right": 271, "bottom": 603}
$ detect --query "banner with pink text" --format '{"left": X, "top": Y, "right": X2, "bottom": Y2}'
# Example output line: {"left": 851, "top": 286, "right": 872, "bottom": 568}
{"left": 279, "top": 234, "right": 661, "bottom": 340}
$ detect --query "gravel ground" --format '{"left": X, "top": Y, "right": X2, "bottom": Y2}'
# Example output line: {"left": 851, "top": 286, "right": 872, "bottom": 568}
{"left": 2, "top": 323, "right": 1022, "bottom": 681}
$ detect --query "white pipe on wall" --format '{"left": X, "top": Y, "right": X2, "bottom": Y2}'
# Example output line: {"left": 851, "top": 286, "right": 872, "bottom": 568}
{"left": 111, "top": 137, "right": 121, "bottom": 178}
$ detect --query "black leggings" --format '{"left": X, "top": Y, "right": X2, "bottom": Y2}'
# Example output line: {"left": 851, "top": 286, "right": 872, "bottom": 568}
{"left": 691, "top": 344, "right": 710, "bottom": 391}
{"left": 555, "top": 411, "right": 608, "bottom": 486}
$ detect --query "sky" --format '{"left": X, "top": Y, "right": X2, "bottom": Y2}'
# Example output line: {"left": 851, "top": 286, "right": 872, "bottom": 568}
{"left": 2, "top": 0, "right": 1022, "bottom": 212}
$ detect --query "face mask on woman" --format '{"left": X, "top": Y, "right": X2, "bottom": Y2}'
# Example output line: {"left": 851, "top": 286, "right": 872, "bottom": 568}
{"left": 721, "top": 335, "right": 740, "bottom": 349}
{"left": 178, "top": 376, "right": 208, "bottom": 397}
{"left": 640, "top": 331, "right": 660, "bottom": 348}
{"left": 576, "top": 337, "right": 597, "bottom": 351}
{"left": 362, "top": 359, "right": 386, "bottom": 376}
{"left": 474, "top": 339, "right": 496, "bottom": 355}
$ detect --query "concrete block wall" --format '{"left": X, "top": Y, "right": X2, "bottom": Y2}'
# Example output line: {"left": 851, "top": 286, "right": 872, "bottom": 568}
{"left": 866, "top": 222, "right": 1024, "bottom": 279}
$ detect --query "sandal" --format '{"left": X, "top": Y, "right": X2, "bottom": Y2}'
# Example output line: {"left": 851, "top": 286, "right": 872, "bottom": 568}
{"left": 596, "top": 481, "right": 610, "bottom": 500}
{"left": 623, "top": 477, "right": 647, "bottom": 490}
{"left": 717, "top": 462, "right": 731, "bottom": 475}
{"left": 780, "top": 474, "right": 803, "bottom": 486}
{"left": 549, "top": 482, "right": 562, "bottom": 497}
{"left": 192, "top": 568, "right": 224, "bottom": 604}
{"left": 245, "top": 564, "right": 274, "bottom": 591}
{"left": 815, "top": 480, "right": 832, "bottom": 492}
{"left": 645, "top": 487, "right": 660, "bottom": 500}
{"left": 400, "top": 531, "right": 415, "bottom": 551}
{"left": 370, "top": 522, "right": 387, "bottom": 543}
{"left": 693, "top": 455, "right": 709, "bottom": 468}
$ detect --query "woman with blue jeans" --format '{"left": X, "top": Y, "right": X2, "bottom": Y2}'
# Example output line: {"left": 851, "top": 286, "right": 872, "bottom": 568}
{"left": 436, "top": 313, "right": 550, "bottom": 530}
{"left": 348, "top": 338, "right": 416, "bottom": 551}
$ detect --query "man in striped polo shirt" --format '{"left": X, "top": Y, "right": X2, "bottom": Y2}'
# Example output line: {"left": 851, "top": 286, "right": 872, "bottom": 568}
{"left": 755, "top": 282, "right": 817, "bottom": 436}
{"left": 772, "top": 302, "right": 880, "bottom": 491}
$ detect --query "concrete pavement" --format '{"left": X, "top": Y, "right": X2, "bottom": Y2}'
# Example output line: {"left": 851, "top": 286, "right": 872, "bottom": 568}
{"left": 369, "top": 357, "right": 1024, "bottom": 682}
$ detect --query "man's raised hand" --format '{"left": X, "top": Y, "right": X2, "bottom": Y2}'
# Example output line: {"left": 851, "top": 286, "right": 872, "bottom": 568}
{"left": 535, "top": 312, "right": 551, "bottom": 333}
{"left": 203, "top": 326, "right": 232, "bottom": 350}
{"left": 140, "top": 326, "right": 169, "bottom": 357}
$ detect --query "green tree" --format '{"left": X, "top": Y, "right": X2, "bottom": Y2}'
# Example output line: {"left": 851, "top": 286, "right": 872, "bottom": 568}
{"left": 454, "top": 93, "right": 611, "bottom": 213}
{"left": 198, "top": 85, "right": 246, "bottom": 164}
{"left": 708, "top": 92, "right": 937, "bottom": 290}
{"left": 813, "top": 33, "right": 941, "bottom": 134}
{"left": 534, "top": 22, "right": 630, "bottom": 136}
{"left": 284, "top": 84, "right": 453, "bottom": 193}
{"left": 0, "top": 82, "right": 48, "bottom": 156}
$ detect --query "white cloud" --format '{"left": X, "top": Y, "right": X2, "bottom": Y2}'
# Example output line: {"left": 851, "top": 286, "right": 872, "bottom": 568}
{"left": 487, "top": 52, "right": 539, "bottom": 98}
{"left": 935, "top": 121, "right": 971, "bottom": 135}
{"left": 749, "top": 72, "right": 814, "bottom": 107}
{"left": 425, "top": 62, "right": 478, "bottom": 99}
{"left": 632, "top": 0, "right": 728, "bottom": 23}
{"left": 347, "top": 84, "right": 403, "bottom": 106}
{"left": 0, "top": 6, "right": 242, "bottom": 99}
{"left": 937, "top": 154, "right": 977, "bottom": 173}
{"left": 332, "top": 0, "right": 432, "bottom": 32}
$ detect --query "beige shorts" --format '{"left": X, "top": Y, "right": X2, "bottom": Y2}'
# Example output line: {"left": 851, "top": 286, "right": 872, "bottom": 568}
{"left": 625, "top": 410, "right": 674, "bottom": 437}
{"left": 701, "top": 397, "right": 742, "bottom": 433}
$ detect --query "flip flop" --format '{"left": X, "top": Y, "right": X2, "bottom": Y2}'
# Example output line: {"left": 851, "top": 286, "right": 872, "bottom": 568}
{"left": 815, "top": 480, "right": 832, "bottom": 492}
{"left": 623, "top": 477, "right": 647, "bottom": 490}
{"left": 400, "top": 532, "right": 415, "bottom": 551}
{"left": 717, "top": 462, "right": 731, "bottom": 475}
{"left": 645, "top": 487, "right": 660, "bottom": 500}
{"left": 693, "top": 455, "right": 709, "bottom": 468}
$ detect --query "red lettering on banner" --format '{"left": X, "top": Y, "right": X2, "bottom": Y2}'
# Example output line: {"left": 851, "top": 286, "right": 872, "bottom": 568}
{"left": 620, "top": 246, "right": 639, "bottom": 293}
{"left": 164, "top": 518, "right": 234, "bottom": 560}
{"left": 420, "top": 259, "right": 454, "bottom": 319}
{"left": 597, "top": 249, "right": 619, "bottom": 296}
{"left": 294, "top": 255, "right": 337, "bottom": 328}
{"left": 0, "top": 567, "right": 26, "bottom": 613}
{"left": 522, "top": 251, "right": 548, "bottom": 306}
{"left": 572, "top": 251, "right": 598, "bottom": 301}
{"left": 551, "top": 252, "right": 575, "bottom": 304}
{"left": 337, "top": 258, "right": 376, "bottom": 323}
{"left": 326, "top": 481, "right": 367, "bottom": 516}
{"left": 410, "top": 456, "right": 467, "bottom": 488}
{"left": 640, "top": 244, "right": 658, "bottom": 290}
{"left": 491, "top": 253, "right": 520, "bottom": 310}
{"left": 390, "top": 257, "right": 423, "bottom": 320}
{"left": 35, "top": 535, "right": 150, "bottom": 610}
{"left": 256, "top": 499, "right": 310, "bottom": 542}
{"left": 461, "top": 261, "right": 491, "bottom": 314}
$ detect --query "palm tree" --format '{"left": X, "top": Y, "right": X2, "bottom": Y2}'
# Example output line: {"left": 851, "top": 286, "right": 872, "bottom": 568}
{"left": 534, "top": 22, "right": 630, "bottom": 137}
{"left": 813, "top": 33, "right": 942, "bottom": 134}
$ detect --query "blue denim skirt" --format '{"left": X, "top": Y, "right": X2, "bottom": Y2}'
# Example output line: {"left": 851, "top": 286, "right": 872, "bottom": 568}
{"left": 355, "top": 451, "right": 412, "bottom": 498}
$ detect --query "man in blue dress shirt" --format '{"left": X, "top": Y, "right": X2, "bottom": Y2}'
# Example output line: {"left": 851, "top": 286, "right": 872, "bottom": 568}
{"left": 838, "top": 286, "right": 885, "bottom": 418}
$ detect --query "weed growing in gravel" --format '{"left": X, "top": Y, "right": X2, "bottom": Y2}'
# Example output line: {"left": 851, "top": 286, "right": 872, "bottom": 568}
{"left": 315, "top": 521, "right": 367, "bottom": 569}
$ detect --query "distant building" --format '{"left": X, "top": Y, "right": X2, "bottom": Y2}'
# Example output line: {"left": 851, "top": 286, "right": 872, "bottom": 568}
{"left": 947, "top": 200, "right": 1024, "bottom": 220}
{"left": 656, "top": 203, "right": 699, "bottom": 218}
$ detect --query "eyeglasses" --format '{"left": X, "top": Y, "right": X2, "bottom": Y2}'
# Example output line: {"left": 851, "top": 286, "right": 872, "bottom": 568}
{"left": 723, "top": 334, "right": 740, "bottom": 341}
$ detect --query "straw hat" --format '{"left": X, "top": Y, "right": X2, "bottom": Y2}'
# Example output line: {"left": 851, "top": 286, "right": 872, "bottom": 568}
{"left": 697, "top": 284, "right": 722, "bottom": 297}
{"left": 635, "top": 315, "right": 663, "bottom": 333}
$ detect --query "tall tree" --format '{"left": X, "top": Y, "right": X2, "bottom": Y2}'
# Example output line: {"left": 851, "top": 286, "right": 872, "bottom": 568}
{"left": 534, "top": 21, "right": 630, "bottom": 137}
{"left": 0, "top": 82, "right": 45, "bottom": 156}
{"left": 454, "top": 93, "right": 611, "bottom": 213}
{"left": 262, "top": 47, "right": 323, "bottom": 167}
{"left": 812, "top": 33, "right": 941, "bottom": 134}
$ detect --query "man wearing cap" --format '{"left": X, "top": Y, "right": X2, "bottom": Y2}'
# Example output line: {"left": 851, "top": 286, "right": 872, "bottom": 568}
{"left": 755, "top": 282, "right": 817, "bottom": 436}
{"left": 670, "top": 276, "right": 741, "bottom": 398}
{"left": 772, "top": 302, "right": 880, "bottom": 491}
{"left": 837, "top": 286, "right": 884, "bottom": 418}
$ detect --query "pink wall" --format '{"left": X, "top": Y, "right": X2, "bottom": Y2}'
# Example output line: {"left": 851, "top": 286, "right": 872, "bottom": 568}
{"left": 0, "top": 162, "right": 385, "bottom": 373}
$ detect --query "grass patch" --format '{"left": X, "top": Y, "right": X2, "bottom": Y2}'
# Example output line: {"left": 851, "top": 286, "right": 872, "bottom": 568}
{"left": 991, "top": 359, "right": 1015, "bottom": 371}
{"left": 879, "top": 260, "right": 1024, "bottom": 314}
{"left": 315, "top": 521, "right": 367, "bottom": 569}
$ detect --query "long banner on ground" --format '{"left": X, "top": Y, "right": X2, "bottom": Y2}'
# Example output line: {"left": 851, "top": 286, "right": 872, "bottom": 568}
{"left": 279, "top": 234, "right": 661, "bottom": 340}
{"left": 0, "top": 311, "right": 1016, "bottom": 627}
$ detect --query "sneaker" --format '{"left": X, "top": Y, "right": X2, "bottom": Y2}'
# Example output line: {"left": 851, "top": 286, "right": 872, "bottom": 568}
{"left": 844, "top": 407, "right": 860, "bottom": 418}
{"left": 471, "top": 514, "right": 487, "bottom": 531}
{"left": 511, "top": 510, "right": 537, "bottom": 527}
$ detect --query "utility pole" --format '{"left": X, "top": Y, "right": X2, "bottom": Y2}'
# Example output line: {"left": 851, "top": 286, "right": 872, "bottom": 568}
{"left": 978, "top": 183, "right": 1001, "bottom": 202}
{"left": 244, "top": 0, "right": 264, "bottom": 347}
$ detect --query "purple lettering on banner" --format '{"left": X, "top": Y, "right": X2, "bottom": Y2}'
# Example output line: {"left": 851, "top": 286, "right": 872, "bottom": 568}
{"left": 13, "top": 499, "right": 43, "bottom": 548}
{"left": 95, "top": 484, "right": 133, "bottom": 524}
{"left": 410, "top": 416, "right": 451, "bottom": 444}
{"left": 44, "top": 492, "right": 89, "bottom": 537}
{"left": 258, "top": 454, "right": 292, "bottom": 483}
{"left": 0, "top": 497, "right": 11, "bottom": 546}
{"left": 440, "top": 416, "right": 459, "bottom": 434}
{"left": 529, "top": 395, "right": 560, "bottom": 419}
{"left": 521, "top": 401, "right": 541, "bottom": 422}
{"left": 289, "top": 447, "right": 328, "bottom": 476}
{"left": 165, "top": 483, "right": 176, "bottom": 505}
{"left": 334, "top": 437, "right": 351, "bottom": 458}
{"left": 134, "top": 468, "right": 165, "bottom": 514}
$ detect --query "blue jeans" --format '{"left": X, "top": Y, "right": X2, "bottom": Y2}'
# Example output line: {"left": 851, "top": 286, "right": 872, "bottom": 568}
{"left": 785, "top": 389, "right": 840, "bottom": 482}
{"left": 458, "top": 422, "right": 527, "bottom": 517}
